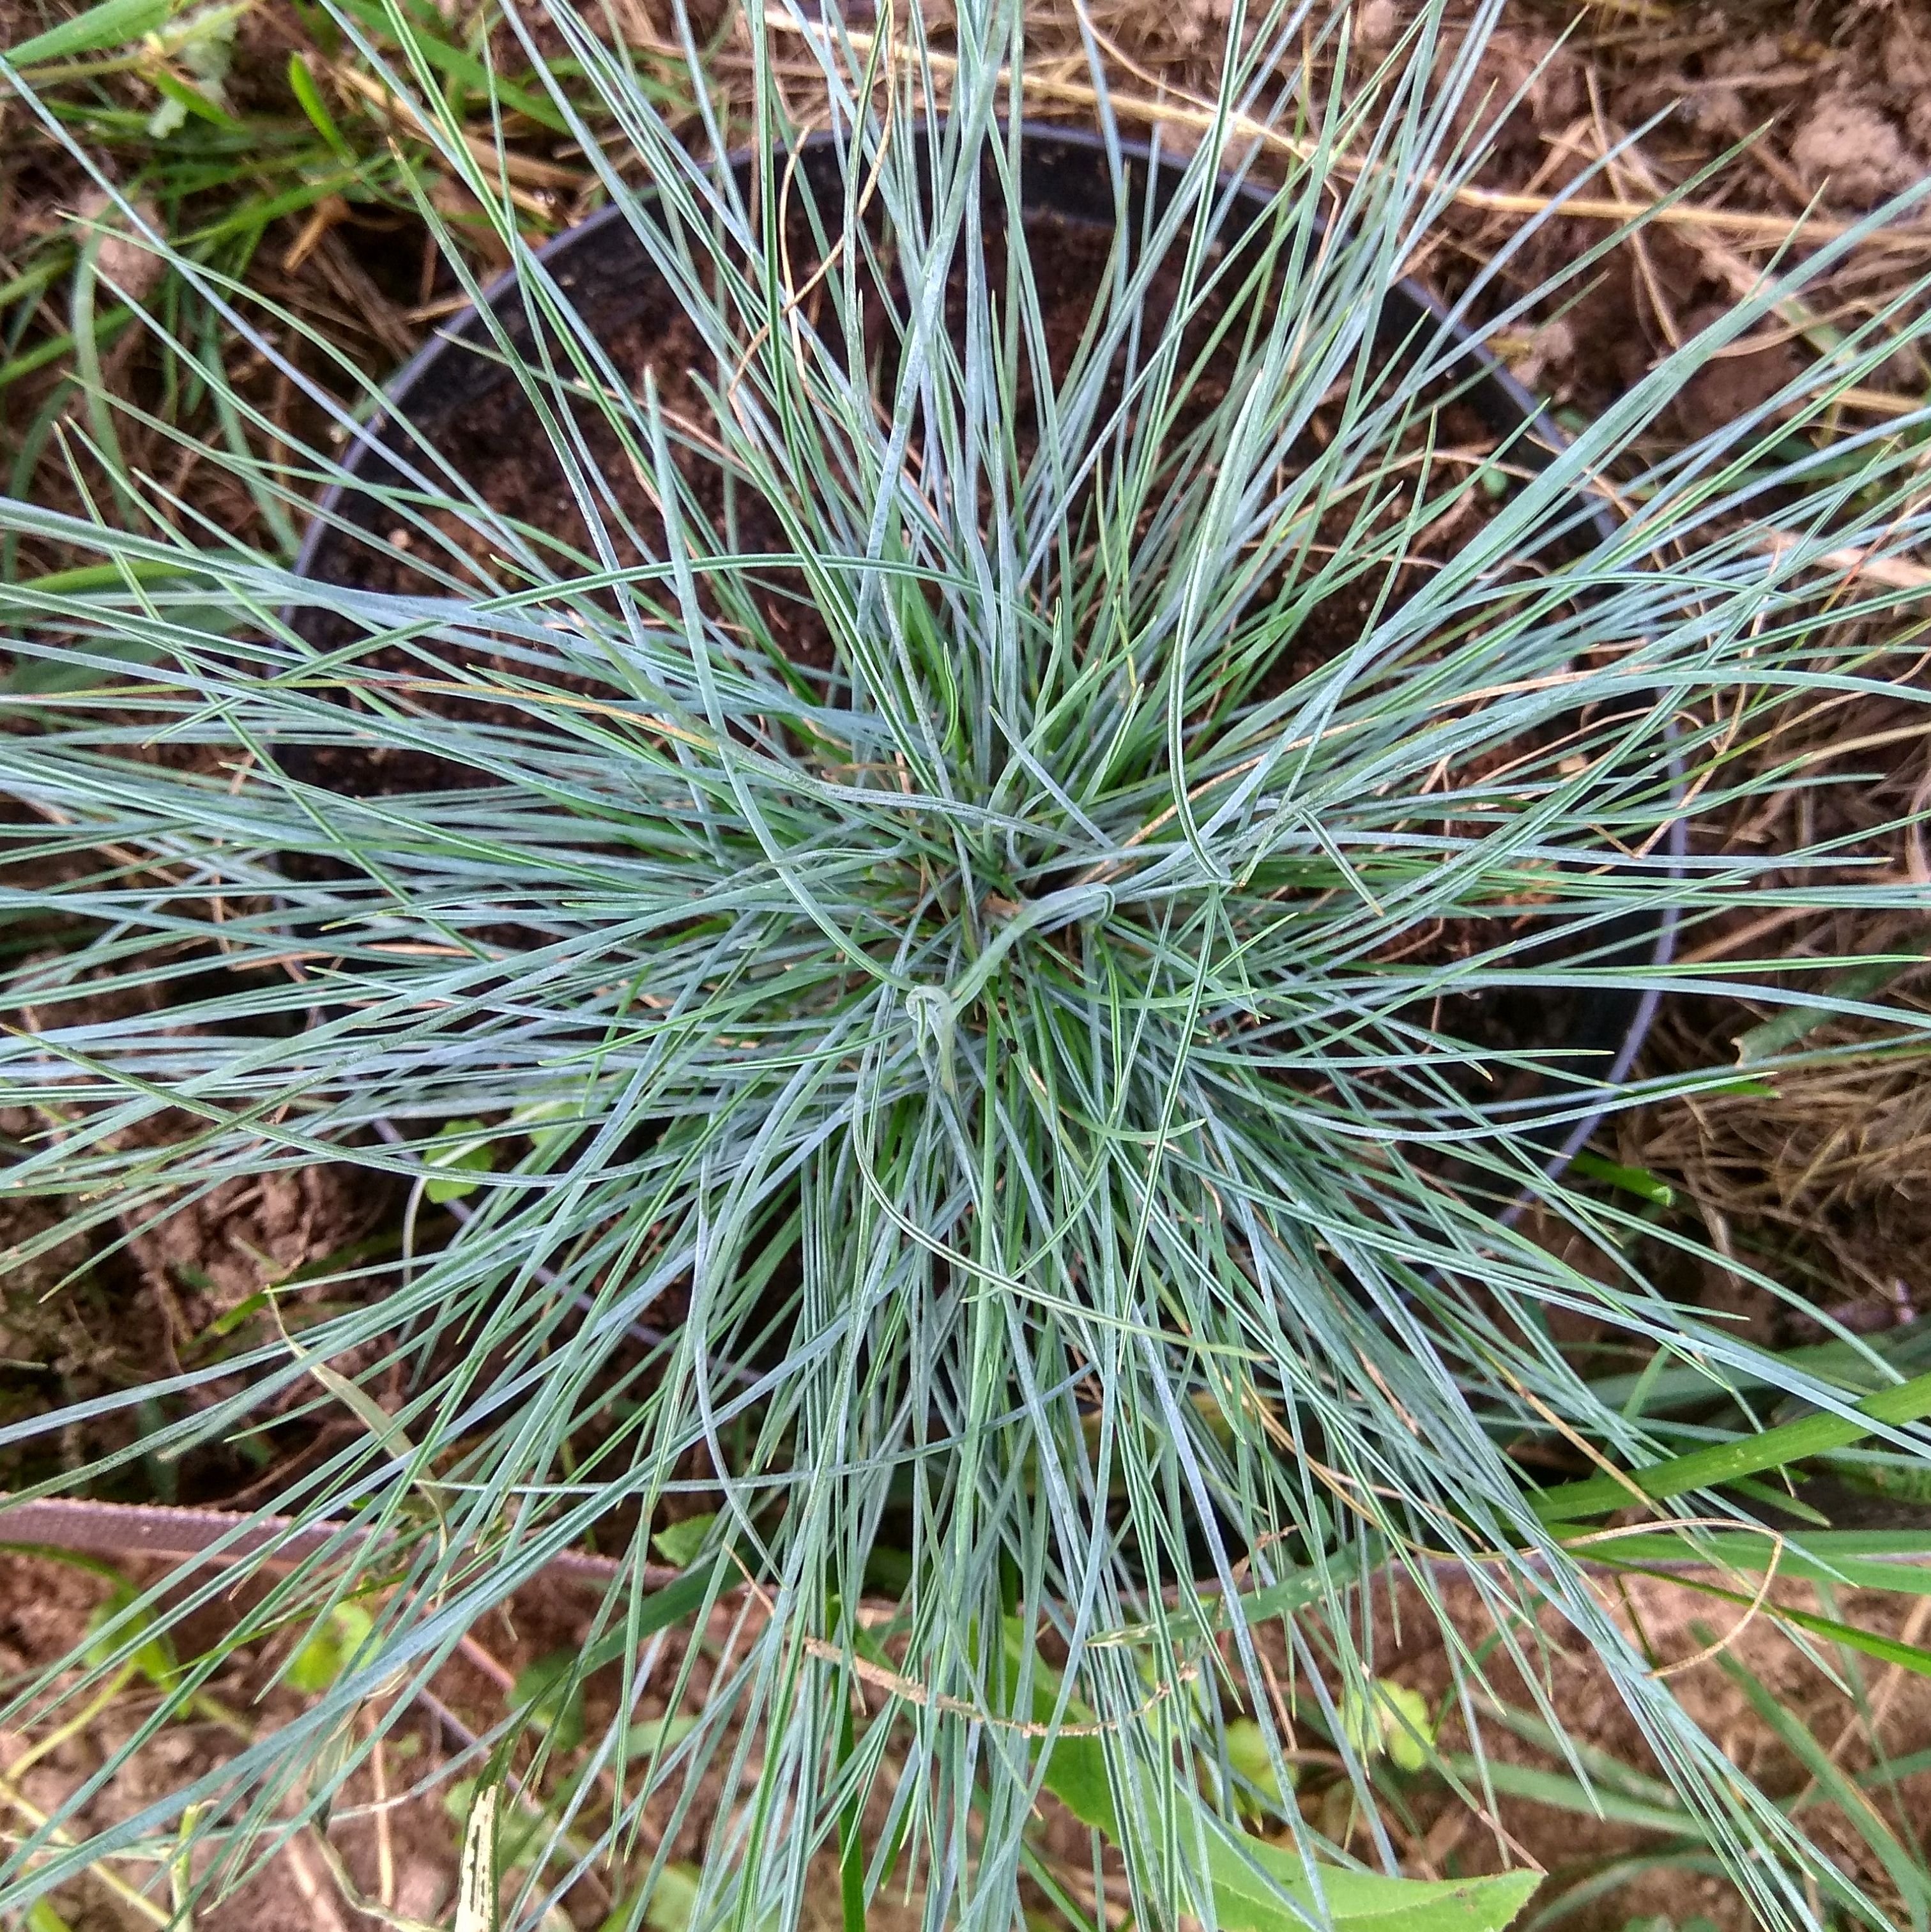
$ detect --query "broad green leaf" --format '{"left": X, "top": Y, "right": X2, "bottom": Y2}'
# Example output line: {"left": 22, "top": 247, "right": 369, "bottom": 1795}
{"left": 1614, "top": 1566, "right": 1931, "bottom": 1682}
{"left": 1819, "top": 1445, "right": 1931, "bottom": 1504}
{"left": 1019, "top": 1626, "right": 1534, "bottom": 1931}
{"left": 143, "top": 2, "right": 236, "bottom": 131}
{"left": 512, "top": 1649, "right": 586, "bottom": 1751}
{"left": 146, "top": 62, "right": 218, "bottom": 133}
{"left": 86, "top": 1581, "right": 177, "bottom": 1689}
{"left": 1225, "top": 1717, "right": 1295, "bottom": 1810}
{"left": 625, "top": 1713, "right": 698, "bottom": 1757}
{"left": 1003, "top": 1621, "right": 1115, "bottom": 1834}
{"left": 1584, "top": 1321, "right": 1931, "bottom": 1420}
{"left": 287, "top": 49, "right": 353, "bottom": 160}
{"left": 6, "top": 0, "right": 169, "bottom": 65}
{"left": 6, "top": 634, "right": 168, "bottom": 693}
{"left": 1437, "top": 1755, "right": 1689, "bottom": 1837}
{"left": 286, "top": 1602, "right": 375, "bottom": 1694}
{"left": 423, "top": 1117, "right": 493, "bottom": 1203}
{"left": 1571, "top": 1529, "right": 1931, "bottom": 1597}
{"left": 1338, "top": 1680, "right": 1435, "bottom": 1774}
{"left": 612, "top": 1864, "right": 777, "bottom": 1932}
{"left": 1037, "top": 1722, "right": 1115, "bottom": 1835}
{"left": 4, "top": 560, "right": 196, "bottom": 595}
{"left": 649, "top": 1513, "right": 716, "bottom": 1570}
{"left": 329, "top": 0, "right": 569, "bottom": 130}
{"left": 167, "top": 1800, "right": 205, "bottom": 1920}
{"left": 1736, "top": 938, "right": 1931, "bottom": 1062}
{"left": 570, "top": 1556, "right": 730, "bottom": 1682}
{"left": 309, "top": 1357, "right": 416, "bottom": 1457}
{"left": 639, "top": 1864, "right": 701, "bottom": 1932}
{"left": 1717, "top": 1652, "right": 1931, "bottom": 1921}
{"left": 1205, "top": 1833, "right": 1541, "bottom": 1932}
{"left": 1228, "top": 1560, "right": 1364, "bottom": 1629}
{"left": 514, "top": 1098, "right": 586, "bottom": 1164}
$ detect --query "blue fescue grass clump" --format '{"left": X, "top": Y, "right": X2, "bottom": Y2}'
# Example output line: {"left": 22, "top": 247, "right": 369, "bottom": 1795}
{"left": 3, "top": 2, "right": 1931, "bottom": 1927}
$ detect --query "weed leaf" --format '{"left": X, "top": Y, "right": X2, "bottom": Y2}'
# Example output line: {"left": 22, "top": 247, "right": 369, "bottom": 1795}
{"left": 6, "top": 0, "right": 170, "bottom": 66}
{"left": 1204, "top": 1832, "right": 1541, "bottom": 1932}
{"left": 286, "top": 1602, "right": 376, "bottom": 1694}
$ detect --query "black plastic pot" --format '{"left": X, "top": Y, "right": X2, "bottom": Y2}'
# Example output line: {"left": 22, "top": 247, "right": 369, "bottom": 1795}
{"left": 292, "top": 122, "right": 1683, "bottom": 1172}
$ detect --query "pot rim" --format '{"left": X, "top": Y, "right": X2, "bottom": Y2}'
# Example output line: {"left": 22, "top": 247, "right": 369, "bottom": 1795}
{"left": 290, "top": 118, "right": 1686, "bottom": 1178}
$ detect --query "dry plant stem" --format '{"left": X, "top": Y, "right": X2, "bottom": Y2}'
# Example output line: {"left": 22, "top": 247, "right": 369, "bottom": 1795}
{"left": 3, "top": 1664, "right": 138, "bottom": 1785}
{"left": 307, "top": 1827, "right": 443, "bottom": 1932}
{"left": 327, "top": 64, "right": 578, "bottom": 211}
{"left": 1645, "top": 1544, "right": 1785, "bottom": 1682}
{"left": 0, "top": 1774, "right": 170, "bottom": 1928}
{"left": 1824, "top": 1593, "right": 1931, "bottom": 1780}
{"left": 285, "top": 1832, "right": 352, "bottom": 1932}
{"left": 1600, "top": 117, "right": 1852, "bottom": 362}
{"left": 1675, "top": 903, "right": 1828, "bottom": 967}
{"left": 370, "top": 1713, "right": 397, "bottom": 1912}
{"left": 456, "top": 1634, "right": 519, "bottom": 1694}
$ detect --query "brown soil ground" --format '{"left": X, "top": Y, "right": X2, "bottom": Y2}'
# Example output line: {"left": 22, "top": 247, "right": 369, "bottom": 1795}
{"left": 6, "top": 1545, "right": 1928, "bottom": 1931}
{"left": 6, "top": 0, "right": 1931, "bottom": 1925}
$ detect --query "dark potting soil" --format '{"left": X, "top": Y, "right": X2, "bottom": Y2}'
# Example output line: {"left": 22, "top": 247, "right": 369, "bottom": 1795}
{"left": 300, "top": 205, "right": 1539, "bottom": 730}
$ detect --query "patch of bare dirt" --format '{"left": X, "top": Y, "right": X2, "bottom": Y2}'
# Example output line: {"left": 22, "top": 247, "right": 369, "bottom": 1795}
{"left": 1361, "top": 0, "right": 1931, "bottom": 1329}
{"left": 1354, "top": 1567, "right": 1931, "bottom": 1930}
